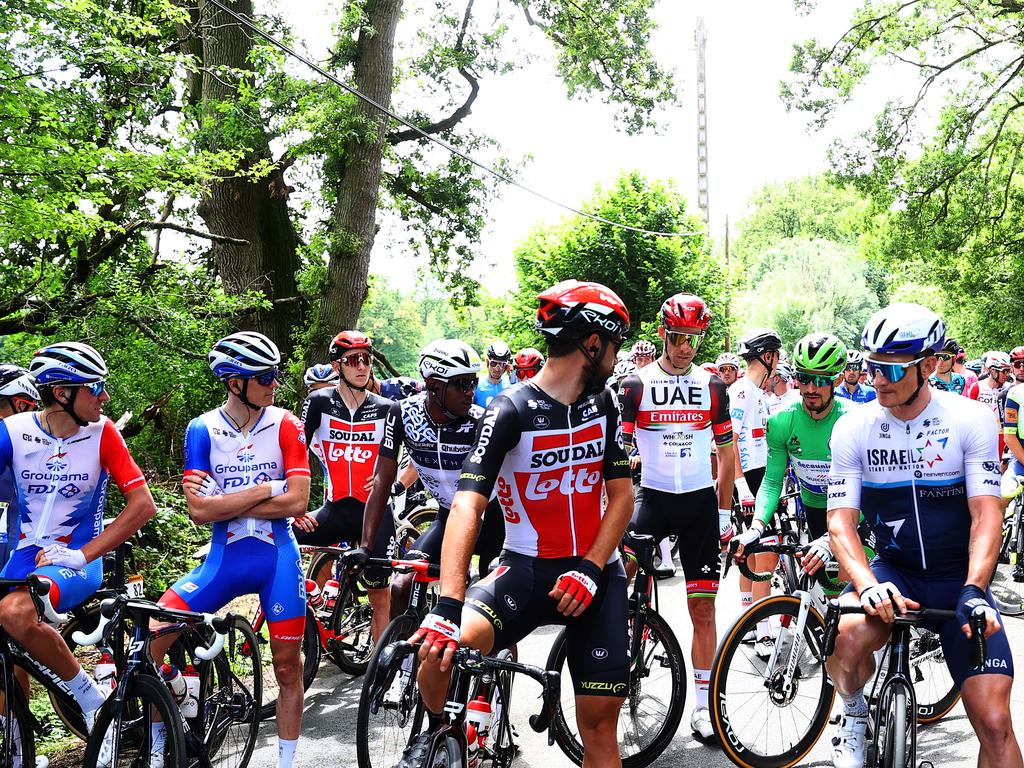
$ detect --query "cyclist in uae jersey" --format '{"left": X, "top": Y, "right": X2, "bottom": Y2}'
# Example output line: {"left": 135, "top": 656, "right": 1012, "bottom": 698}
{"left": 0, "top": 343, "right": 156, "bottom": 734}
{"left": 410, "top": 280, "right": 633, "bottom": 768}
{"left": 154, "top": 332, "right": 311, "bottom": 768}
{"left": 475, "top": 341, "right": 512, "bottom": 408}
{"left": 618, "top": 292, "right": 735, "bottom": 743}
{"left": 836, "top": 350, "right": 878, "bottom": 403}
{"left": 826, "top": 304, "right": 1020, "bottom": 768}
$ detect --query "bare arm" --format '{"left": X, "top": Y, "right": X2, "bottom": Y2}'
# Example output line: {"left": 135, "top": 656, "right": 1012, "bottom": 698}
{"left": 439, "top": 490, "right": 487, "bottom": 602}
{"left": 184, "top": 473, "right": 271, "bottom": 524}
{"left": 964, "top": 494, "right": 1004, "bottom": 592}
{"left": 1006, "top": 432, "right": 1024, "bottom": 466}
{"left": 80, "top": 484, "right": 157, "bottom": 563}
{"left": 828, "top": 507, "right": 874, "bottom": 592}
{"left": 580, "top": 477, "right": 633, "bottom": 569}
{"left": 246, "top": 475, "right": 311, "bottom": 520}
{"left": 716, "top": 442, "right": 737, "bottom": 510}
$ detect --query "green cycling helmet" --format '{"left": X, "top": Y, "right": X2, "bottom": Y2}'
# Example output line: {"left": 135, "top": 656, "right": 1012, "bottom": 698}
{"left": 793, "top": 333, "right": 847, "bottom": 376}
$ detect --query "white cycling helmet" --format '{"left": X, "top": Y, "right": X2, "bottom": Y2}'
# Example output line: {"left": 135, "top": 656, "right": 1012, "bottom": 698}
{"left": 715, "top": 352, "right": 741, "bottom": 369}
{"left": 208, "top": 331, "right": 281, "bottom": 380}
{"left": 30, "top": 342, "right": 108, "bottom": 386}
{"left": 630, "top": 340, "right": 656, "bottom": 359}
{"left": 861, "top": 303, "right": 945, "bottom": 355}
{"left": 304, "top": 363, "right": 339, "bottom": 387}
{"left": 0, "top": 365, "right": 40, "bottom": 401}
{"left": 418, "top": 339, "right": 481, "bottom": 381}
{"left": 985, "top": 351, "right": 1011, "bottom": 369}
{"left": 613, "top": 358, "right": 638, "bottom": 380}
{"left": 485, "top": 341, "right": 512, "bottom": 363}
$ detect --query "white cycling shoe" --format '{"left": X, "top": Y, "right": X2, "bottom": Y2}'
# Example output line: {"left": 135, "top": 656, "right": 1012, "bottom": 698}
{"left": 830, "top": 713, "right": 868, "bottom": 768}
{"left": 690, "top": 707, "right": 717, "bottom": 745}
{"left": 754, "top": 636, "right": 776, "bottom": 660}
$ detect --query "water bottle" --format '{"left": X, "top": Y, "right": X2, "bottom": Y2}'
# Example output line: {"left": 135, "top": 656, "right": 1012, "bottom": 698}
{"left": 305, "top": 579, "right": 325, "bottom": 610}
{"left": 181, "top": 664, "right": 200, "bottom": 718}
{"left": 95, "top": 651, "right": 117, "bottom": 698}
{"left": 465, "top": 695, "right": 492, "bottom": 763}
{"left": 323, "top": 578, "right": 340, "bottom": 609}
{"left": 160, "top": 664, "right": 187, "bottom": 707}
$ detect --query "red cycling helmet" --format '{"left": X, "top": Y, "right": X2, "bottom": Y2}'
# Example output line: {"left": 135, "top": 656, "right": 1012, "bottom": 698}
{"left": 535, "top": 280, "right": 630, "bottom": 341}
{"left": 1011, "top": 346, "right": 1024, "bottom": 362}
{"left": 329, "top": 330, "right": 372, "bottom": 361}
{"left": 514, "top": 348, "right": 545, "bottom": 372}
{"left": 660, "top": 293, "right": 711, "bottom": 331}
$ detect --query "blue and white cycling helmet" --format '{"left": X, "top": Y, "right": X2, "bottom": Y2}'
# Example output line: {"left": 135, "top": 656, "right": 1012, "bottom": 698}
{"left": 860, "top": 303, "right": 945, "bottom": 355}
{"left": 208, "top": 331, "right": 281, "bottom": 380}
{"left": 380, "top": 376, "right": 424, "bottom": 401}
{"left": 30, "top": 342, "right": 108, "bottom": 386}
{"left": 304, "top": 363, "right": 339, "bottom": 387}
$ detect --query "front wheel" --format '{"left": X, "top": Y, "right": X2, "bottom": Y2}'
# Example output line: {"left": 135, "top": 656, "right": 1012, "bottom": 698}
{"left": 991, "top": 500, "right": 1024, "bottom": 616}
{"left": 548, "top": 608, "right": 686, "bottom": 768}
{"left": 711, "top": 594, "right": 834, "bottom": 768}
{"left": 870, "top": 677, "right": 915, "bottom": 768}
{"left": 396, "top": 731, "right": 464, "bottom": 768}
{"left": 0, "top": 667, "right": 35, "bottom": 768}
{"left": 329, "top": 578, "right": 375, "bottom": 676}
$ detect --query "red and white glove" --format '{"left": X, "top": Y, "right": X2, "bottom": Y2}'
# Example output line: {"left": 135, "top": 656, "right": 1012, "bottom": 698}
{"left": 553, "top": 560, "right": 602, "bottom": 611}
{"left": 718, "top": 508, "right": 735, "bottom": 544}
{"left": 414, "top": 597, "right": 463, "bottom": 656}
{"left": 735, "top": 477, "right": 755, "bottom": 512}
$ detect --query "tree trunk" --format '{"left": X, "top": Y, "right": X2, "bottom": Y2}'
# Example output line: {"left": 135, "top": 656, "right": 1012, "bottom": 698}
{"left": 193, "top": 0, "right": 301, "bottom": 355}
{"left": 319, "top": 0, "right": 404, "bottom": 338}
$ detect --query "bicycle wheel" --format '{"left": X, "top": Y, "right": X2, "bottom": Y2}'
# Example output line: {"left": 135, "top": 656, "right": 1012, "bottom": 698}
{"left": 396, "top": 731, "right": 463, "bottom": 768}
{"left": 253, "top": 604, "right": 320, "bottom": 720}
{"left": 330, "top": 577, "right": 375, "bottom": 676}
{"left": 869, "top": 677, "right": 915, "bottom": 768}
{"left": 83, "top": 674, "right": 187, "bottom": 768}
{"left": 396, "top": 505, "right": 438, "bottom": 556}
{"left": 356, "top": 613, "right": 425, "bottom": 768}
{"left": 548, "top": 609, "right": 685, "bottom": 768}
{"left": 306, "top": 549, "right": 339, "bottom": 586}
{"left": 711, "top": 594, "right": 834, "bottom": 768}
{"left": 991, "top": 499, "right": 1024, "bottom": 616}
{"left": 0, "top": 666, "right": 35, "bottom": 768}
{"left": 190, "top": 616, "right": 263, "bottom": 768}
{"left": 470, "top": 648, "right": 516, "bottom": 768}
{"left": 868, "top": 627, "right": 959, "bottom": 725}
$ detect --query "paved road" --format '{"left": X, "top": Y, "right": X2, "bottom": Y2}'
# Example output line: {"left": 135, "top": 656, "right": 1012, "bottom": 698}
{"left": 249, "top": 567, "right": 1024, "bottom": 768}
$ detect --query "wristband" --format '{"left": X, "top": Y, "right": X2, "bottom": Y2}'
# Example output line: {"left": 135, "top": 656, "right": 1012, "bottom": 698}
{"left": 268, "top": 480, "right": 288, "bottom": 497}
{"left": 718, "top": 508, "right": 732, "bottom": 530}
{"left": 735, "top": 477, "right": 751, "bottom": 498}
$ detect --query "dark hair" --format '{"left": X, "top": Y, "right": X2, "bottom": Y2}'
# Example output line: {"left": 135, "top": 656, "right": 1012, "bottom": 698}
{"left": 545, "top": 331, "right": 617, "bottom": 360}
{"left": 38, "top": 385, "right": 59, "bottom": 408}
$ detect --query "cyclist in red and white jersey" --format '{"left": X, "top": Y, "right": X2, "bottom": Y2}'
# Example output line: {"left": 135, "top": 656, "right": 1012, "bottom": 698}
{"left": 410, "top": 280, "right": 633, "bottom": 767}
{"left": 618, "top": 292, "right": 736, "bottom": 743}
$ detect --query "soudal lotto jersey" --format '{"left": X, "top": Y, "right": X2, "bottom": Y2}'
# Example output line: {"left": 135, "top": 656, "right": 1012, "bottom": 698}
{"left": 300, "top": 388, "right": 391, "bottom": 503}
{"left": 0, "top": 413, "right": 146, "bottom": 550}
{"left": 458, "top": 382, "right": 631, "bottom": 559}
{"left": 185, "top": 406, "right": 309, "bottom": 546}
{"left": 729, "top": 376, "right": 769, "bottom": 472}
{"left": 618, "top": 363, "right": 733, "bottom": 493}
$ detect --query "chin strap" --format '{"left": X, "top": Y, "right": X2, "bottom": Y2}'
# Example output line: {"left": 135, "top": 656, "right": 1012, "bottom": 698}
{"left": 339, "top": 367, "right": 369, "bottom": 392}
{"left": 429, "top": 380, "right": 461, "bottom": 422}
{"left": 575, "top": 336, "right": 613, "bottom": 395}
{"left": 901, "top": 366, "right": 928, "bottom": 407}
{"left": 224, "top": 379, "right": 262, "bottom": 413}
{"left": 57, "top": 387, "right": 89, "bottom": 428}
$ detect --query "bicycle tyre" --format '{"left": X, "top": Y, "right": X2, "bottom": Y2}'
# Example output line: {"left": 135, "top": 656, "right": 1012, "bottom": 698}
{"left": 356, "top": 613, "right": 425, "bottom": 768}
{"left": 711, "top": 594, "right": 834, "bottom": 768}
{"left": 330, "top": 578, "right": 375, "bottom": 676}
{"left": 867, "top": 627, "right": 959, "bottom": 725}
{"left": 257, "top": 604, "right": 320, "bottom": 720}
{"left": 873, "top": 677, "right": 915, "bottom": 768}
{"left": 82, "top": 673, "right": 187, "bottom": 768}
{"left": 469, "top": 648, "right": 516, "bottom": 768}
{"left": 0, "top": 666, "right": 34, "bottom": 768}
{"left": 548, "top": 608, "right": 686, "bottom": 768}
{"left": 395, "top": 731, "right": 464, "bottom": 768}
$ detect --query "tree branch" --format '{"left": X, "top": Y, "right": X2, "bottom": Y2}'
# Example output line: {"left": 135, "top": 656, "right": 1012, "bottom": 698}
{"left": 128, "top": 317, "right": 207, "bottom": 360}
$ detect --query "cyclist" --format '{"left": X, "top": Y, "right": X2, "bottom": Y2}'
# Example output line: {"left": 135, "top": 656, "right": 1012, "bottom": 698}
{"left": 304, "top": 363, "right": 339, "bottom": 393}
{"left": 293, "top": 330, "right": 396, "bottom": 640}
{"left": 379, "top": 376, "right": 424, "bottom": 402}
{"left": 766, "top": 362, "right": 799, "bottom": 414}
{"left": 410, "top": 279, "right": 633, "bottom": 767}
{"left": 476, "top": 341, "right": 513, "bottom": 408}
{"left": 956, "top": 345, "right": 979, "bottom": 390}
{"left": 930, "top": 337, "right": 967, "bottom": 393}
{"left": 511, "top": 347, "right": 544, "bottom": 382}
{"left": 0, "top": 366, "right": 38, "bottom": 566}
{"left": 826, "top": 303, "right": 1020, "bottom": 768}
{"left": 630, "top": 339, "right": 657, "bottom": 369}
{"left": 618, "top": 292, "right": 736, "bottom": 743}
{"left": 0, "top": 343, "right": 156, "bottom": 734}
{"left": 835, "top": 350, "right": 877, "bottom": 403}
{"left": 967, "top": 351, "right": 1013, "bottom": 413}
{"left": 152, "top": 331, "right": 310, "bottom": 768}
{"left": 1010, "top": 346, "right": 1024, "bottom": 386}
{"left": 716, "top": 352, "right": 741, "bottom": 386}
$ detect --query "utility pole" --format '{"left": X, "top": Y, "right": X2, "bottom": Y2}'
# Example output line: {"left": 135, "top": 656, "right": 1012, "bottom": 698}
{"left": 695, "top": 17, "right": 709, "bottom": 229}
{"left": 724, "top": 215, "right": 731, "bottom": 350}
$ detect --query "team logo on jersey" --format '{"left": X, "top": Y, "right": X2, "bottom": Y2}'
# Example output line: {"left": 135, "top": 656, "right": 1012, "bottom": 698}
{"left": 45, "top": 449, "right": 68, "bottom": 472}
{"left": 881, "top": 423, "right": 889, "bottom": 433}
{"left": 527, "top": 399, "right": 551, "bottom": 410}
{"left": 236, "top": 443, "right": 255, "bottom": 463}
{"left": 254, "top": 472, "right": 273, "bottom": 485}
{"left": 592, "top": 647, "right": 608, "bottom": 660}
{"left": 58, "top": 483, "right": 80, "bottom": 499}
{"left": 916, "top": 437, "right": 946, "bottom": 468}
{"left": 533, "top": 415, "right": 550, "bottom": 429}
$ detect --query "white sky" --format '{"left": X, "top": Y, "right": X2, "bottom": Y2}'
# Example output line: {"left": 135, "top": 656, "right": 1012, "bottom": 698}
{"left": 284, "top": 0, "right": 898, "bottom": 292}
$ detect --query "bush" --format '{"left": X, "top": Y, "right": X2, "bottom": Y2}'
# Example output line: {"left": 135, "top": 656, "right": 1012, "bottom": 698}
{"left": 132, "top": 485, "right": 210, "bottom": 599}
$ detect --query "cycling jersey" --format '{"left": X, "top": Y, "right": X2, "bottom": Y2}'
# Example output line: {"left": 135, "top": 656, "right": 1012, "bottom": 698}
{"left": 966, "top": 378, "right": 1011, "bottom": 414}
{"left": 729, "top": 376, "right": 769, "bottom": 472}
{"left": 835, "top": 382, "right": 877, "bottom": 404}
{"left": 1002, "top": 383, "right": 1024, "bottom": 473}
{"left": 755, "top": 397, "right": 852, "bottom": 528}
{"left": 0, "top": 466, "right": 19, "bottom": 566}
{"left": 827, "top": 391, "right": 1001, "bottom": 576}
{"left": 458, "top": 382, "right": 631, "bottom": 559}
{"left": 929, "top": 372, "right": 966, "bottom": 394}
{"left": 474, "top": 376, "right": 510, "bottom": 409}
{"left": 0, "top": 413, "right": 145, "bottom": 550}
{"left": 301, "top": 388, "right": 391, "bottom": 503}
{"left": 766, "top": 388, "right": 801, "bottom": 415}
{"left": 618, "top": 363, "right": 732, "bottom": 494}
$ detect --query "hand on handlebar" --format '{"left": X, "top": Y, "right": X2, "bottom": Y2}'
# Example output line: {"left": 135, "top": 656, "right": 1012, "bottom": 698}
{"left": 957, "top": 585, "right": 1001, "bottom": 639}
{"left": 731, "top": 525, "right": 761, "bottom": 559}
{"left": 409, "top": 596, "right": 463, "bottom": 672}
{"left": 859, "top": 581, "right": 920, "bottom": 623}
{"left": 341, "top": 545, "right": 370, "bottom": 574}
{"left": 797, "top": 535, "right": 832, "bottom": 576}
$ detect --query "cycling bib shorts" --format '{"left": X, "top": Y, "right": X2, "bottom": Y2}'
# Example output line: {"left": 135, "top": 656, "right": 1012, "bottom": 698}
{"left": 293, "top": 496, "right": 395, "bottom": 589}
{"left": 1, "top": 546, "right": 103, "bottom": 612}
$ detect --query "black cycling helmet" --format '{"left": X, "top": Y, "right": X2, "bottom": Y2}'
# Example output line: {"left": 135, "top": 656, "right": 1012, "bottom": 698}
{"left": 736, "top": 329, "right": 783, "bottom": 359}
{"left": 940, "top": 337, "right": 959, "bottom": 355}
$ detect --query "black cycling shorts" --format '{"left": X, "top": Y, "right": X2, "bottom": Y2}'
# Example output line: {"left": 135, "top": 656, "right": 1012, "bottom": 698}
{"left": 631, "top": 486, "right": 720, "bottom": 598}
{"left": 292, "top": 497, "right": 395, "bottom": 589}
{"left": 804, "top": 504, "right": 827, "bottom": 541}
{"left": 408, "top": 499, "right": 505, "bottom": 579}
{"left": 465, "top": 551, "right": 628, "bottom": 697}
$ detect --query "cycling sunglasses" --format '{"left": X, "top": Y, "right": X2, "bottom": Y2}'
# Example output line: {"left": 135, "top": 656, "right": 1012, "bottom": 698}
{"left": 4, "top": 396, "right": 36, "bottom": 413}
{"left": 516, "top": 367, "right": 540, "bottom": 380}
{"left": 250, "top": 368, "right": 279, "bottom": 386}
{"left": 340, "top": 352, "right": 372, "bottom": 368}
{"left": 1013, "top": 361, "right": 1024, "bottom": 369}
{"left": 665, "top": 331, "right": 703, "bottom": 349}
{"left": 487, "top": 359, "right": 507, "bottom": 368}
{"left": 448, "top": 377, "right": 478, "bottom": 393}
{"left": 866, "top": 356, "right": 927, "bottom": 384}
{"left": 934, "top": 353, "right": 954, "bottom": 362}
{"left": 79, "top": 380, "right": 107, "bottom": 397}
{"left": 794, "top": 371, "right": 836, "bottom": 387}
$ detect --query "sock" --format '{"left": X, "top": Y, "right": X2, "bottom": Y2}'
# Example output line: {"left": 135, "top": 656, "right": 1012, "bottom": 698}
{"left": 66, "top": 668, "right": 105, "bottom": 714}
{"left": 278, "top": 737, "right": 298, "bottom": 768}
{"left": 694, "top": 668, "right": 711, "bottom": 711}
{"left": 756, "top": 619, "right": 771, "bottom": 640}
{"left": 151, "top": 722, "right": 167, "bottom": 754}
{"left": 741, "top": 591, "right": 753, "bottom": 609}
{"left": 840, "top": 689, "right": 868, "bottom": 717}
{"left": 658, "top": 538, "right": 673, "bottom": 565}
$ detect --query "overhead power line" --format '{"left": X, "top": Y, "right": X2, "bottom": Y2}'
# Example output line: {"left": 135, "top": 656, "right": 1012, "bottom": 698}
{"left": 205, "top": 0, "right": 704, "bottom": 239}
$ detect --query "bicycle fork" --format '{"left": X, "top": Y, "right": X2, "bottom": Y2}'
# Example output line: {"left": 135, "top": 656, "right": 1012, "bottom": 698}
{"left": 766, "top": 591, "right": 812, "bottom": 697}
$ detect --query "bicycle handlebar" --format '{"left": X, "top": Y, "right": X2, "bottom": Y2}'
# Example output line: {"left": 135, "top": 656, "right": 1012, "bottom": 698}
{"left": 0, "top": 575, "right": 69, "bottom": 625}
{"left": 297, "top": 546, "right": 442, "bottom": 579}
{"left": 725, "top": 540, "right": 833, "bottom": 589}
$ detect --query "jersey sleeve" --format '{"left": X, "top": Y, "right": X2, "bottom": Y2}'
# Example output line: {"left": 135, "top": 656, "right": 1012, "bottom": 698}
{"left": 300, "top": 392, "right": 322, "bottom": 449}
{"left": 965, "top": 381, "right": 980, "bottom": 400}
{"left": 962, "top": 406, "right": 1001, "bottom": 497}
{"left": 458, "top": 395, "right": 520, "bottom": 499}
{"left": 0, "top": 422, "right": 13, "bottom": 474}
{"left": 378, "top": 400, "right": 405, "bottom": 462}
{"left": 183, "top": 417, "right": 213, "bottom": 478}
{"left": 603, "top": 388, "right": 631, "bottom": 481}
{"left": 617, "top": 375, "right": 643, "bottom": 446}
{"left": 754, "top": 411, "right": 788, "bottom": 525}
{"left": 279, "top": 412, "right": 311, "bottom": 478}
{"left": 99, "top": 419, "right": 147, "bottom": 493}
{"left": 710, "top": 375, "right": 734, "bottom": 446}
{"left": 1003, "top": 387, "right": 1023, "bottom": 436}
{"left": 827, "top": 411, "right": 863, "bottom": 512}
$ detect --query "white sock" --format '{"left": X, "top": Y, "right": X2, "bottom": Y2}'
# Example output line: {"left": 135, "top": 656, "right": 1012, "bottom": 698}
{"left": 840, "top": 689, "right": 868, "bottom": 717}
{"left": 741, "top": 591, "right": 753, "bottom": 608}
{"left": 658, "top": 538, "right": 673, "bottom": 564}
{"left": 756, "top": 619, "right": 771, "bottom": 640}
{"left": 151, "top": 722, "right": 167, "bottom": 754}
{"left": 66, "top": 667, "right": 105, "bottom": 714}
{"left": 694, "top": 668, "right": 711, "bottom": 711}
{"left": 278, "top": 737, "right": 298, "bottom": 768}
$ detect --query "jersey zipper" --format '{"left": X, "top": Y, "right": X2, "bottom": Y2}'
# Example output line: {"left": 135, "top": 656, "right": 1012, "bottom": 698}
{"left": 567, "top": 404, "right": 578, "bottom": 556}
{"left": 33, "top": 435, "right": 64, "bottom": 547}
{"left": 905, "top": 420, "right": 928, "bottom": 570}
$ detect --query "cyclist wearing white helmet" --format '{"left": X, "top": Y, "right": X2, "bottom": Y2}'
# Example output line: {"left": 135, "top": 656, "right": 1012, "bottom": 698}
{"left": 303, "top": 363, "right": 339, "bottom": 392}
{"left": 715, "top": 352, "right": 741, "bottom": 386}
{"left": 0, "top": 365, "right": 38, "bottom": 567}
{"left": 967, "top": 351, "right": 1013, "bottom": 414}
{"left": 630, "top": 339, "right": 656, "bottom": 369}
{"left": 0, "top": 343, "right": 155, "bottom": 739}
{"left": 152, "top": 331, "right": 311, "bottom": 768}
{"left": 476, "top": 340, "right": 512, "bottom": 408}
{"left": 836, "top": 349, "right": 877, "bottom": 403}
